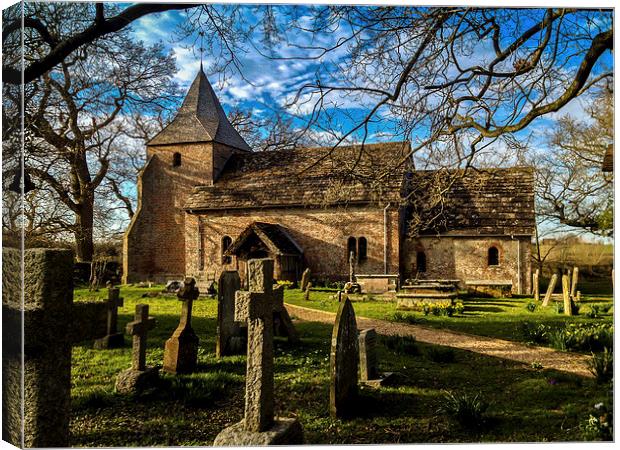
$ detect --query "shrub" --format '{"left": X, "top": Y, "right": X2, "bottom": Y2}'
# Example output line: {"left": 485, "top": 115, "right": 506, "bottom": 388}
{"left": 588, "top": 348, "right": 613, "bottom": 384}
{"left": 399, "top": 300, "right": 464, "bottom": 317}
{"left": 525, "top": 302, "right": 537, "bottom": 313}
{"left": 381, "top": 334, "right": 418, "bottom": 355}
{"left": 581, "top": 400, "right": 613, "bottom": 441}
{"left": 276, "top": 280, "right": 295, "bottom": 289}
{"left": 391, "top": 311, "right": 419, "bottom": 324}
{"left": 425, "top": 346, "right": 456, "bottom": 363}
{"left": 436, "top": 390, "right": 489, "bottom": 428}
{"left": 520, "top": 322, "right": 548, "bottom": 344}
{"left": 546, "top": 323, "right": 613, "bottom": 353}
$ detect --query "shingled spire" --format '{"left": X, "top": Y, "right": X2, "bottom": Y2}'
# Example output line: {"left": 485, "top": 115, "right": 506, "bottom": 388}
{"left": 148, "top": 68, "right": 251, "bottom": 151}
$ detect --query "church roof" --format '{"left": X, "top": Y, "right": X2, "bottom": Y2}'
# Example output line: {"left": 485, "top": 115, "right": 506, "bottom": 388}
{"left": 225, "top": 222, "right": 303, "bottom": 257}
{"left": 184, "top": 141, "right": 411, "bottom": 211}
{"left": 408, "top": 167, "right": 535, "bottom": 236}
{"left": 148, "top": 69, "right": 251, "bottom": 151}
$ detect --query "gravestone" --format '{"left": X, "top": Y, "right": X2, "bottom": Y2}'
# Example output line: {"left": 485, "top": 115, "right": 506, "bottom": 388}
{"left": 359, "top": 329, "right": 396, "bottom": 387}
{"left": 216, "top": 270, "right": 244, "bottom": 357}
{"left": 272, "top": 286, "right": 299, "bottom": 343}
{"left": 116, "top": 304, "right": 158, "bottom": 394}
{"left": 542, "top": 273, "right": 558, "bottom": 307}
{"left": 330, "top": 297, "right": 359, "bottom": 418}
{"left": 532, "top": 269, "right": 540, "bottom": 302}
{"left": 3, "top": 249, "right": 109, "bottom": 447}
{"left": 163, "top": 277, "right": 200, "bottom": 374}
{"left": 304, "top": 282, "right": 312, "bottom": 301}
{"left": 214, "top": 259, "right": 303, "bottom": 445}
{"left": 300, "top": 268, "right": 311, "bottom": 291}
{"left": 570, "top": 266, "right": 579, "bottom": 300}
{"left": 562, "top": 274, "right": 573, "bottom": 316}
{"left": 93, "top": 287, "right": 125, "bottom": 349}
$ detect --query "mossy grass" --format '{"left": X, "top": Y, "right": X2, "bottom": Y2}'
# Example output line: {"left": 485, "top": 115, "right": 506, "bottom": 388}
{"left": 70, "top": 285, "right": 610, "bottom": 445}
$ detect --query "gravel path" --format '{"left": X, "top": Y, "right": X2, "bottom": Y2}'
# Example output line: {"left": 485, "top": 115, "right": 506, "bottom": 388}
{"left": 285, "top": 303, "right": 593, "bottom": 378}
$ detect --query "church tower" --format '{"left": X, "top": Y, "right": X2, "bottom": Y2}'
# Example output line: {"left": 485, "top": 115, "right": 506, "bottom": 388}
{"left": 123, "top": 68, "right": 250, "bottom": 283}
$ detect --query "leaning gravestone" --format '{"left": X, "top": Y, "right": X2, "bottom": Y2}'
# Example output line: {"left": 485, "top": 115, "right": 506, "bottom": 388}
{"left": 562, "top": 274, "right": 573, "bottom": 316}
{"left": 214, "top": 259, "right": 303, "bottom": 445}
{"left": 116, "top": 304, "right": 158, "bottom": 394}
{"left": 3, "top": 249, "right": 110, "bottom": 447}
{"left": 570, "top": 266, "right": 579, "bottom": 300}
{"left": 542, "top": 273, "right": 558, "bottom": 307}
{"left": 94, "top": 287, "right": 125, "bottom": 349}
{"left": 300, "top": 268, "right": 311, "bottom": 291}
{"left": 272, "top": 286, "right": 300, "bottom": 343}
{"left": 163, "top": 278, "right": 200, "bottom": 374}
{"left": 532, "top": 269, "right": 540, "bottom": 302}
{"left": 216, "top": 270, "right": 244, "bottom": 357}
{"left": 330, "top": 297, "right": 359, "bottom": 418}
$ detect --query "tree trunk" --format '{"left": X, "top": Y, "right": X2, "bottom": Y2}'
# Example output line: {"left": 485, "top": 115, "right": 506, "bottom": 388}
{"left": 74, "top": 198, "right": 94, "bottom": 262}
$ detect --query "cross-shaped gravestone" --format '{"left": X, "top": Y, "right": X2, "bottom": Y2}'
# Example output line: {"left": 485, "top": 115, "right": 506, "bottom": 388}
{"left": 163, "top": 277, "right": 200, "bottom": 374}
{"left": 127, "top": 304, "right": 156, "bottom": 371}
{"left": 214, "top": 258, "right": 303, "bottom": 445}
{"left": 234, "top": 259, "right": 281, "bottom": 432}
{"left": 94, "top": 287, "right": 125, "bottom": 349}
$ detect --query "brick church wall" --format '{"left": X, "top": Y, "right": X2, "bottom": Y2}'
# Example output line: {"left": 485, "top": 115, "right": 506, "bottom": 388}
{"left": 123, "top": 142, "right": 237, "bottom": 283}
{"left": 402, "top": 235, "right": 532, "bottom": 294}
{"left": 184, "top": 205, "right": 402, "bottom": 283}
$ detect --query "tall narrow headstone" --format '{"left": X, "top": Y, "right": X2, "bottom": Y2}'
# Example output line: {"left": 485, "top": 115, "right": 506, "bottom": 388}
{"left": 542, "top": 274, "right": 558, "bottom": 307}
{"left": 533, "top": 269, "right": 540, "bottom": 302}
{"left": 562, "top": 274, "right": 573, "bottom": 316}
{"left": 300, "top": 268, "right": 311, "bottom": 291}
{"left": 330, "top": 297, "right": 359, "bottom": 418}
{"left": 570, "top": 266, "right": 579, "bottom": 300}
{"left": 216, "top": 270, "right": 243, "bottom": 357}
{"left": 94, "top": 287, "right": 125, "bottom": 349}
{"left": 116, "top": 304, "right": 158, "bottom": 394}
{"left": 349, "top": 251, "right": 356, "bottom": 283}
{"left": 214, "top": 259, "right": 303, "bottom": 445}
{"left": 359, "top": 329, "right": 379, "bottom": 381}
{"left": 164, "top": 277, "right": 200, "bottom": 374}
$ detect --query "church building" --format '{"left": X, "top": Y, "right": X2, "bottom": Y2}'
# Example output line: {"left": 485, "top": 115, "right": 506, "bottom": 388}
{"left": 123, "top": 69, "right": 535, "bottom": 294}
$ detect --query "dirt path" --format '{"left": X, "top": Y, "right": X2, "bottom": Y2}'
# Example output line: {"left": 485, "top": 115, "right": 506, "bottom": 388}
{"left": 285, "top": 303, "right": 593, "bottom": 378}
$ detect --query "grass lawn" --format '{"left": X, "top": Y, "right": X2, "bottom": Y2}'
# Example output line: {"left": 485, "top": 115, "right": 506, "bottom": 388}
{"left": 70, "top": 285, "right": 611, "bottom": 445}
{"left": 284, "top": 289, "right": 613, "bottom": 348}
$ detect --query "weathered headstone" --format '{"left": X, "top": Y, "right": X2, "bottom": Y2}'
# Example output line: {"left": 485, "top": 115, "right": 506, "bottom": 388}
{"left": 359, "top": 328, "right": 379, "bottom": 381}
{"left": 542, "top": 273, "right": 558, "bottom": 307}
{"left": 532, "top": 269, "right": 540, "bottom": 302}
{"left": 300, "top": 268, "right": 311, "bottom": 291}
{"left": 115, "top": 304, "right": 158, "bottom": 394}
{"left": 330, "top": 297, "right": 359, "bottom": 418}
{"left": 570, "top": 266, "right": 579, "bottom": 300}
{"left": 272, "top": 286, "right": 299, "bottom": 343}
{"left": 304, "top": 282, "right": 312, "bottom": 301}
{"left": 214, "top": 259, "right": 303, "bottom": 445}
{"left": 163, "top": 277, "right": 200, "bottom": 374}
{"left": 93, "top": 287, "right": 125, "bottom": 349}
{"left": 349, "top": 250, "right": 356, "bottom": 283}
{"left": 562, "top": 274, "right": 573, "bottom": 316}
{"left": 216, "top": 270, "right": 244, "bottom": 357}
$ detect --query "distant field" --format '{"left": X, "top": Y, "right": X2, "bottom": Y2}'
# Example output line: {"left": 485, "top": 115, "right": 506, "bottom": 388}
{"left": 534, "top": 241, "right": 613, "bottom": 278}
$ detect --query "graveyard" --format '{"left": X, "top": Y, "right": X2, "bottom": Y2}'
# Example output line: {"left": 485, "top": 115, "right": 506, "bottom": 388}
{"left": 67, "top": 279, "right": 613, "bottom": 446}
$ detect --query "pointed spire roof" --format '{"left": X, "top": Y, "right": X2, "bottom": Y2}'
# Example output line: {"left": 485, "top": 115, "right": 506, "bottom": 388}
{"left": 148, "top": 69, "right": 251, "bottom": 151}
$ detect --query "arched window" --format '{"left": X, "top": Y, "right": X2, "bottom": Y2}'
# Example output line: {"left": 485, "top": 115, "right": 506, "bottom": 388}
{"left": 416, "top": 251, "right": 427, "bottom": 273}
{"left": 488, "top": 246, "right": 499, "bottom": 266}
{"left": 347, "top": 237, "right": 357, "bottom": 261}
{"left": 358, "top": 237, "right": 367, "bottom": 262}
{"left": 172, "top": 152, "right": 182, "bottom": 167}
{"left": 222, "top": 236, "right": 233, "bottom": 264}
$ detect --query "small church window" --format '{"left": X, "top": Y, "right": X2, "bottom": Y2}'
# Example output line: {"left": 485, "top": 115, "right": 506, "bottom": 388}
{"left": 358, "top": 237, "right": 367, "bottom": 262}
{"left": 488, "top": 246, "right": 499, "bottom": 266}
{"left": 222, "top": 235, "right": 232, "bottom": 264}
{"left": 416, "top": 251, "right": 426, "bottom": 273}
{"left": 347, "top": 237, "right": 357, "bottom": 261}
{"left": 173, "top": 152, "right": 182, "bottom": 167}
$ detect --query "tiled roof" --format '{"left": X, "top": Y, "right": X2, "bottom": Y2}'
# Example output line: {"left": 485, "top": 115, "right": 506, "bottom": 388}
{"left": 407, "top": 167, "right": 535, "bottom": 236}
{"left": 148, "top": 69, "right": 251, "bottom": 151}
{"left": 226, "top": 222, "right": 303, "bottom": 256}
{"left": 184, "top": 141, "right": 411, "bottom": 211}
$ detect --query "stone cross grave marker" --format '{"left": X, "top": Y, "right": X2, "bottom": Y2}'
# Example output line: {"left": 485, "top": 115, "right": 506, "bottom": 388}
{"left": 562, "top": 274, "right": 573, "bottom": 316}
{"left": 214, "top": 258, "right": 303, "bottom": 445}
{"left": 116, "top": 304, "right": 158, "bottom": 394}
{"left": 532, "top": 269, "right": 540, "bottom": 302}
{"left": 164, "top": 277, "right": 200, "bottom": 374}
{"left": 330, "top": 297, "right": 359, "bottom": 418}
{"left": 300, "top": 268, "right": 311, "bottom": 291}
{"left": 570, "top": 266, "right": 579, "bottom": 300}
{"left": 542, "top": 273, "right": 558, "bottom": 307}
{"left": 94, "top": 287, "right": 125, "bottom": 349}
{"left": 217, "top": 270, "right": 244, "bottom": 358}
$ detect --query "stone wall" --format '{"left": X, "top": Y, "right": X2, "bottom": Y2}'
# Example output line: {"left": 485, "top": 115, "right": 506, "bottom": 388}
{"left": 403, "top": 235, "right": 531, "bottom": 294}
{"left": 123, "top": 142, "right": 238, "bottom": 283}
{"left": 185, "top": 205, "right": 402, "bottom": 283}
